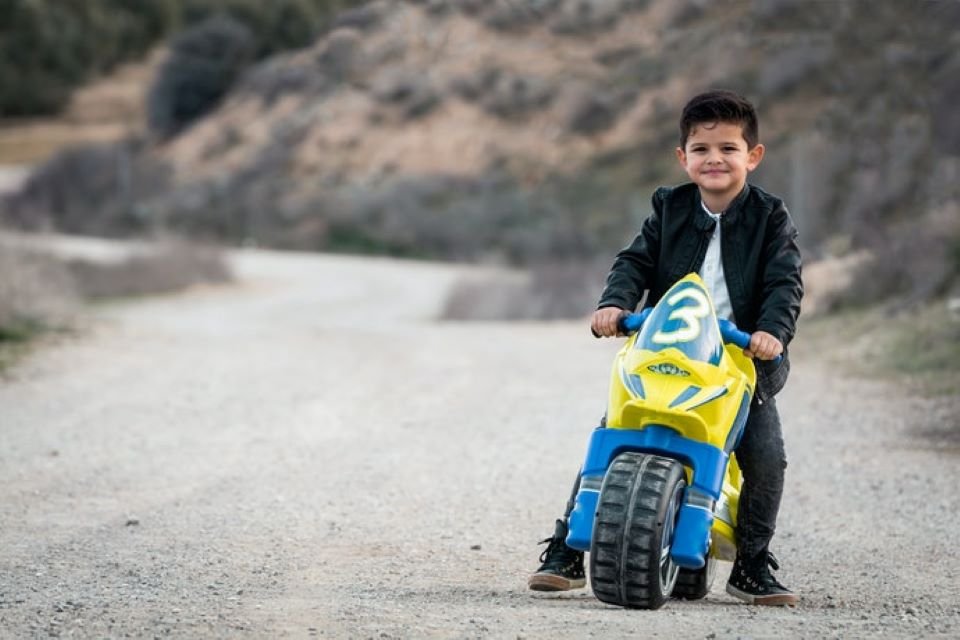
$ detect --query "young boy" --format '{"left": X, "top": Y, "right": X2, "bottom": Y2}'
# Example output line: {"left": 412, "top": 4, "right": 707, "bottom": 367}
{"left": 528, "top": 90, "right": 803, "bottom": 606}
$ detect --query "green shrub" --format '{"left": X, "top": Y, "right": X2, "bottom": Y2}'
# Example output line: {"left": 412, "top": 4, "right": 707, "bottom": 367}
{"left": 147, "top": 15, "right": 255, "bottom": 138}
{"left": 0, "top": 0, "right": 177, "bottom": 116}
{"left": 0, "top": 0, "right": 365, "bottom": 117}
{"left": 5, "top": 140, "right": 171, "bottom": 236}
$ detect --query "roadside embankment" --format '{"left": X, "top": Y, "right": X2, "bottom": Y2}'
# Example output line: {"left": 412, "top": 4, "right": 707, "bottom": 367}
{"left": 0, "top": 232, "right": 231, "bottom": 372}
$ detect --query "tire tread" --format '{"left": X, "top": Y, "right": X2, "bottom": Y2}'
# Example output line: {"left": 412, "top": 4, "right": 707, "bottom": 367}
{"left": 589, "top": 453, "right": 686, "bottom": 609}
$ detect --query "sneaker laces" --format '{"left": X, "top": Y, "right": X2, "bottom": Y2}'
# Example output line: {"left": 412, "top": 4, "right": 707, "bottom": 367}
{"left": 538, "top": 535, "right": 564, "bottom": 563}
{"left": 766, "top": 552, "right": 780, "bottom": 572}
{"left": 759, "top": 552, "right": 789, "bottom": 591}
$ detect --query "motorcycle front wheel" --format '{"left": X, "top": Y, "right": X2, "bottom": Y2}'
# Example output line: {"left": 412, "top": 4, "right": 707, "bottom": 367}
{"left": 589, "top": 452, "right": 685, "bottom": 609}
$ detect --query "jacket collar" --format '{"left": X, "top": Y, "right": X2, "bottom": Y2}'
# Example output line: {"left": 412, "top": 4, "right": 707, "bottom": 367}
{"left": 692, "top": 184, "right": 750, "bottom": 230}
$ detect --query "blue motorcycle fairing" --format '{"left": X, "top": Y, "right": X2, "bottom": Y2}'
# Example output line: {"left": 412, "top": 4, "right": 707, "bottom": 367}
{"left": 565, "top": 425, "right": 730, "bottom": 568}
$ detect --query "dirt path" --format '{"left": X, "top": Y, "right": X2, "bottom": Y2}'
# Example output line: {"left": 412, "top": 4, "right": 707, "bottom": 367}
{"left": 1, "top": 248, "right": 958, "bottom": 638}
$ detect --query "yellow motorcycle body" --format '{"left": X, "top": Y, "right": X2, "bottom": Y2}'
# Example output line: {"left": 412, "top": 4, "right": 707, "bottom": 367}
{"left": 566, "top": 273, "right": 760, "bottom": 608}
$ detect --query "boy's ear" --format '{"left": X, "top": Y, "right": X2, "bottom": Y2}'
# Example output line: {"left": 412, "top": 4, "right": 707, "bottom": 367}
{"left": 747, "top": 143, "right": 765, "bottom": 170}
{"left": 675, "top": 147, "right": 686, "bottom": 166}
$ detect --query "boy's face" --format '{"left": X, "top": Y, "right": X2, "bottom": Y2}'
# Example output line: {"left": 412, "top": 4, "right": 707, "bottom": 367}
{"left": 675, "top": 121, "right": 764, "bottom": 207}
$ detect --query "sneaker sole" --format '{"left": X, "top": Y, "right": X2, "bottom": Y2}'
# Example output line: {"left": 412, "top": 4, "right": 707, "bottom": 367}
{"left": 726, "top": 583, "right": 799, "bottom": 606}
{"left": 528, "top": 573, "right": 586, "bottom": 592}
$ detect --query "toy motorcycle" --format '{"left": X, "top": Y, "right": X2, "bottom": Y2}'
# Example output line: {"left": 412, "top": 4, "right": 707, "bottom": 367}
{"left": 566, "top": 273, "right": 769, "bottom": 609}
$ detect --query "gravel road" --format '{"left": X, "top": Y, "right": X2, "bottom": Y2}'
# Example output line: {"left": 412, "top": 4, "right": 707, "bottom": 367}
{"left": 2, "top": 247, "right": 959, "bottom": 638}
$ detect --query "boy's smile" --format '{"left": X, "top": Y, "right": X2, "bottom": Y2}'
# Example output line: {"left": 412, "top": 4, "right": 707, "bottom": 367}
{"left": 676, "top": 122, "right": 765, "bottom": 212}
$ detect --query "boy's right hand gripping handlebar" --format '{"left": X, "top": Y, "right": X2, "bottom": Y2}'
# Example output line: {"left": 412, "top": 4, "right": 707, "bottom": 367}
{"left": 590, "top": 308, "right": 652, "bottom": 338}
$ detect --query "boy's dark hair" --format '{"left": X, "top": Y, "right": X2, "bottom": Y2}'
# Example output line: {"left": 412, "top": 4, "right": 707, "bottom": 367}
{"left": 679, "top": 90, "right": 759, "bottom": 149}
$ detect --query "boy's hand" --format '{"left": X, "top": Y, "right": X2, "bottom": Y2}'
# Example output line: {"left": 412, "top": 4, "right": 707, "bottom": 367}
{"left": 591, "top": 307, "right": 625, "bottom": 337}
{"left": 745, "top": 330, "right": 783, "bottom": 360}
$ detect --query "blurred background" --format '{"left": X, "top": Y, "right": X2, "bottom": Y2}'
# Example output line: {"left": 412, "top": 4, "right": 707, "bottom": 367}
{"left": 1, "top": 0, "right": 958, "bottom": 376}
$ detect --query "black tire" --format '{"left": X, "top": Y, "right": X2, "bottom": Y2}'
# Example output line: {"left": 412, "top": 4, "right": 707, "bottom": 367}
{"left": 589, "top": 452, "right": 686, "bottom": 609}
{"left": 672, "top": 557, "right": 717, "bottom": 600}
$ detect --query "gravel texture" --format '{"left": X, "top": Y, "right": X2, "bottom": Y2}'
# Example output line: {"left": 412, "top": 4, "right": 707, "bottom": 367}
{"left": 1, "top": 247, "right": 959, "bottom": 638}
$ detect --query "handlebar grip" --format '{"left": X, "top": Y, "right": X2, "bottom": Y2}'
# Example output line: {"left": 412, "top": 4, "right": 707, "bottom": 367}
{"left": 718, "top": 319, "right": 751, "bottom": 350}
{"left": 619, "top": 308, "right": 652, "bottom": 335}
{"left": 718, "top": 319, "right": 783, "bottom": 364}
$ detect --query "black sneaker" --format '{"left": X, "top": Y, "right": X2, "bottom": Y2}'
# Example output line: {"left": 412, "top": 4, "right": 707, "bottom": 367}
{"left": 527, "top": 519, "right": 586, "bottom": 591}
{"left": 726, "top": 551, "right": 799, "bottom": 606}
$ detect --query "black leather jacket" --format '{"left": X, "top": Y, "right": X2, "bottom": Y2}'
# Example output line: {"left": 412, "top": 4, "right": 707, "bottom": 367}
{"left": 597, "top": 182, "right": 803, "bottom": 399}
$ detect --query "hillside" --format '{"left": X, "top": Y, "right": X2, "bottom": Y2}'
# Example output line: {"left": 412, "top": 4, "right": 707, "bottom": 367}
{"left": 0, "top": 50, "right": 160, "bottom": 167}
{"left": 4, "top": 0, "right": 959, "bottom": 303}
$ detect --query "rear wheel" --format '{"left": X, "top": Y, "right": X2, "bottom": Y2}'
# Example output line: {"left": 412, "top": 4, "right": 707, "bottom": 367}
{"left": 672, "top": 557, "right": 717, "bottom": 600}
{"left": 589, "top": 453, "right": 686, "bottom": 609}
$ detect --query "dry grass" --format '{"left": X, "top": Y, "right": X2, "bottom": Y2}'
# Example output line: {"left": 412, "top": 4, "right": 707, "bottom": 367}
{"left": 797, "top": 299, "right": 960, "bottom": 397}
{"left": 796, "top": 299, "right": 960, "bottom": 446}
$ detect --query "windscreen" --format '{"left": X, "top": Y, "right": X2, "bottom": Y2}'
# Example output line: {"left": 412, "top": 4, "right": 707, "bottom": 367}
{"left": 634, "top": 278, "right": 723, "bottom": 366}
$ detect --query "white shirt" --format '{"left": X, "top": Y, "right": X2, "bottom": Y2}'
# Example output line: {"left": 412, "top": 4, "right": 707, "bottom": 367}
{"left": 699, "top": 202, "right": 735, "bottom": 322}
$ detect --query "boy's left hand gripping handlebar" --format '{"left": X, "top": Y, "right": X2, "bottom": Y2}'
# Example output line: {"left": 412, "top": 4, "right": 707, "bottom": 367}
{"left": 718, "top": 319, "right": 783, "bottom": 364}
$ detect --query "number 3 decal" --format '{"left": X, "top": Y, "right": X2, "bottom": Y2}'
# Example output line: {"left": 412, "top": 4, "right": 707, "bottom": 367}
{"left": 652, "top": 288, "right": 710, "bottom": 345}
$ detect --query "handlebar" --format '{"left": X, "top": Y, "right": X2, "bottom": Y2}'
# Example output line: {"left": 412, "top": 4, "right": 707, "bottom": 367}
{"left": 619, "top": 308, "right": 652, "bottom": 334}
{"left": 716, "top": 318, "right": 751, "bottom": 351}
{"left": 592, "top": 311, "right": 783, "bottom": 364}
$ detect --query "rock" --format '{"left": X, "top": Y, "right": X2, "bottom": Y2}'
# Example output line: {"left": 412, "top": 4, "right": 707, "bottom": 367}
{"left": 371, "top": 68, "right": 441, "bottom": 119}
{"left": 484, "top": 0, "right": 559, "bottom": 31}
{"left": 799, "top": 250, "right": 874, "bottom": 316}
{"left": 332, "top": 3, "right": 385, "bottom": 31}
